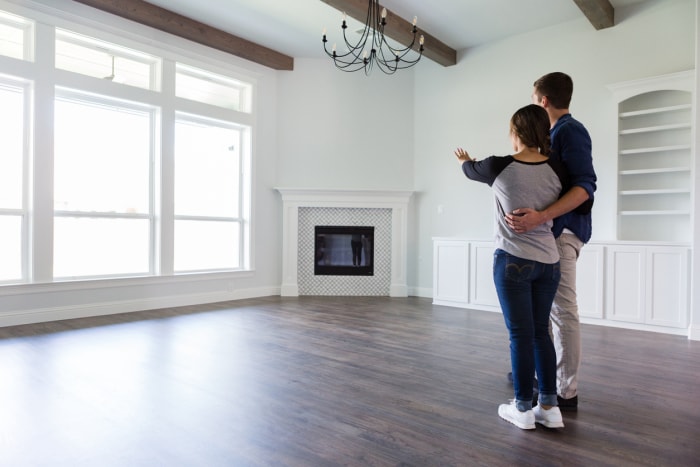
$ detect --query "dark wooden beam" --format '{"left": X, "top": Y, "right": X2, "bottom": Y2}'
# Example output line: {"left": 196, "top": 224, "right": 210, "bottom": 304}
{"left": 72, "top": 0, "right": 294, "bottom": 71}
{"left": 572, "top": 0, "right": 614, "bottom": 30}
{"left": 320, "top": 0, "right": 457, "bottom": 67}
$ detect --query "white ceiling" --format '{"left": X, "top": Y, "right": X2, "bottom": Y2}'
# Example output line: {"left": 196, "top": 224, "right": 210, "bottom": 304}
{"left": 143, "top": 0, "right": 651, "bottom": 61}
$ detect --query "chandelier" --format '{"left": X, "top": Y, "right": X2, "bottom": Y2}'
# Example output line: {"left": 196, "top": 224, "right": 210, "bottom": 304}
{"left": 322, "top": 0, "right": 425, "bottom": 75}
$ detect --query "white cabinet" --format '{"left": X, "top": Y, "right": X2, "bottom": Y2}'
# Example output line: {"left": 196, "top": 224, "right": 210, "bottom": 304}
{"left": 608, "top": 71, "right": 694, "bottom": 242}
{"left": 433, "top": 238, "right": 691, "bottom": 334}
{"left": 646, "top": 247, "right": 690, "bottom": 328}
{"left": 606, "top": 244, "right": 689, "bottom": 329}
{"left": 468, "top": 241, "right": 499, "bottom": 309}
{"left": 432, "top": 238, "right": 498, "bottom": 312}
{"left": 432, "top": 239, "right": 470, "bottom": 308}
{"left": 576, "top": 244, "right": 605, "bottom": 319}
{"left": 607, "top": 245, "right": 646, "bottom": 323}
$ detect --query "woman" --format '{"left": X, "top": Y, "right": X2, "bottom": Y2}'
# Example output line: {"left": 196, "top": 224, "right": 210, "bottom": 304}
{"left": 454, "top": 104, "right": 566, "bottom": 430}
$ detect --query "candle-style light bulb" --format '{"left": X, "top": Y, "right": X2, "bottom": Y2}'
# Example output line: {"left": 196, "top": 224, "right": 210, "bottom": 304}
{"left": 381, "top": 8, "right": 387, "bottom": 18}
{"left": 419, "top": 35, "right": 425, "bottom": 46}
{"left": 413, "top": 16, "right": 417, "bottom": 26}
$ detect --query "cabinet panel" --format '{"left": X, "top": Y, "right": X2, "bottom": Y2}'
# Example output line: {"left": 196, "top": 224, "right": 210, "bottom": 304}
{"left": 469, "top": 242, "right": 499, "bottom": 308}
{"left": 607, "top": 247, "right": 645, "bottom": 323}
{"left": 433, "top": 239, "right": 690, "bottom": 335}
{"left": 646, "top": 248, "right": 689, "bottom": 328}
{"left": 577, "top": 245, "right": 604, "bottom": 319}
{"left": 432, "top": 240, "right": 469, "bottom": 306}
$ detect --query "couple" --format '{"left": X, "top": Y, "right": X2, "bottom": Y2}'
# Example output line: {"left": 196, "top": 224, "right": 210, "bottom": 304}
{"left": 455, "top": 72, "right": 597, "bottom": 429}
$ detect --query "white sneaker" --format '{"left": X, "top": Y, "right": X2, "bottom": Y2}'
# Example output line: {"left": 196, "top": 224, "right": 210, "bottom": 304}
{"left": 498, "top": 400, "right": 535, "bottom": 430}
{"left": 533, "top": 405, "right": 565, "bottom": 428}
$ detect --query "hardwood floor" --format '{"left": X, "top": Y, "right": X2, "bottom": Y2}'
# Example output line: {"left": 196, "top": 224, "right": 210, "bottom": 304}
{"left": 0, "top": 296, "right": 698, "bottom": 466}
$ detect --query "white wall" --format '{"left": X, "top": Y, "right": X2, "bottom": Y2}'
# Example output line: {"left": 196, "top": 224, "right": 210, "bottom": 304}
{"left": 276, "top": 58, "right": 415, "bottom": 191}
{"left": 411, "top": 0, "right": 696, "bottom": 293}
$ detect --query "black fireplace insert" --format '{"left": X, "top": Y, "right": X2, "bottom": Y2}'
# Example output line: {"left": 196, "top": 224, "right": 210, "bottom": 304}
{"left": 314, "top": 225, "right": 374, "bottom": 276}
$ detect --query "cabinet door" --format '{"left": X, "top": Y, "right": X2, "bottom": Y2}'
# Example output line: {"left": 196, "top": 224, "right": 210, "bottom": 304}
{"left": 469, "top": 242, "right": 499, "bottom": 309}
{"left": 646, "top": 247, "right": 689, "bottom": 328}
{"left": 607, "top": 246, "right": 645, "bottom": 323}
{"left": 577, "top": 245, "right": 605, "bottom": 319}
{"left": 432, "top": 240, "right": 469, "bottom": 307}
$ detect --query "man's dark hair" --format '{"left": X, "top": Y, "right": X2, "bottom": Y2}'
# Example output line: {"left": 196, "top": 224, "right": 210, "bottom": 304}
{"left": 533, "top": 72, "right": 573, "bottom": 109}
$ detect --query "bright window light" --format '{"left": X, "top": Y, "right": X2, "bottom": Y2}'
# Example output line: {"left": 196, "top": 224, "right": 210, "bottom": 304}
{"left": 53, "top": 92, "right": 154, "bottom": 278}
{"left": 174, "top": 220, "right": 241, "bottom": 271}
{"left": 56, "top": 29, "right": 159, "bottom": 90}
{"left": 176, "top": 63, "right": 251, "bottom": 112}
{"left": 0, "top": 11, "right": 33, "bottom": 61}
{"left": 174, "top": 115, "right": 248, "bottom": 272}
{"left": 54, "top": 95, "right": 152, "bottom": 214}
{"left": 54, "top": 217, "right": 150, "bottom": 278}
{"left": 0, "top": 83, "right": 24, "bottom": 209}
{"left": 175, "top": 118, "right": 241, "bottom": 217}
{"left": 0, "top": 215, "right": 22, "bottom": 281}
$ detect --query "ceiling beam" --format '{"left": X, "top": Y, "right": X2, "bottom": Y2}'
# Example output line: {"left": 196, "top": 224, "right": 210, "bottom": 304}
{"left": 572, "top": 0, "right": 614, "bottom": 30}
{"left": 72, "top": 0, "right": 294, "bottom": 70}
{"left": 320, "top": 0, "right": 457, "bottom": 67}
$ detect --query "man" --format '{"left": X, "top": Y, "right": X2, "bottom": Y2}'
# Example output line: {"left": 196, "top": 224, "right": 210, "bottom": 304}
{"left": 505, "top": 72, "right": 597, "bottom": 411}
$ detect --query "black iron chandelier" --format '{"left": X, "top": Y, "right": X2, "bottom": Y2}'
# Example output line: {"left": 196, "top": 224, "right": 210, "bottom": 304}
{"left": 322, "top": 0, "right": 425, "bottom": 75}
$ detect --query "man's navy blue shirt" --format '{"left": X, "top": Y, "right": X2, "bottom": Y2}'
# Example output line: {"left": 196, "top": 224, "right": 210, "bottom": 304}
{"left": 550, "top": 114, "right": 597, "bottom": 242}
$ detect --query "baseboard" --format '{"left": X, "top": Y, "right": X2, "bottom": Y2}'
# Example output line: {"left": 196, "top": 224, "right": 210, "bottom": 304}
{"left": 0, "top": 286, "right": 280, "bottom": 328}
{"left": 409, "top": 286, "right": 432, "bottom": 298}
{"left": 687, "top": 323, "right": 700, "bottom": 341}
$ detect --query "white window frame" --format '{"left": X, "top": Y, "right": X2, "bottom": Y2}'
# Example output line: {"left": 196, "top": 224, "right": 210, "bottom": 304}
{"left": 0, "top": 74, "right": 31, "bottom": 284}
{"left": 173, "top": 111, "right": 250, "bottom": 273}
{"left": 0, "top": 2, "right": 256, "bottom": 287}
{"left": 53, "top": 88, "right": 158, "bottom": 279}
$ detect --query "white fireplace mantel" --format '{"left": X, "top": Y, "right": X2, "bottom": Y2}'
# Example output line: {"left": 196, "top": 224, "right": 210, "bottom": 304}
{"left": 275, "top": 188, "right": 414, "bottom": 297}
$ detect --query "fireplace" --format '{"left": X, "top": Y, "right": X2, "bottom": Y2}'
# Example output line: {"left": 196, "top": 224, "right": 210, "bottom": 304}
{"left": 314, "top": 225, "right": 374, "bottom": 276}
{"left": 276, "top": 188, "right": 413, "bottom": 296}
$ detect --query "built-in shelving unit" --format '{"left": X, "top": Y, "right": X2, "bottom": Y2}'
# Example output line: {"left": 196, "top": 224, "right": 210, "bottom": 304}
{"left": 608, "top": 71, "right": 694, "bottom": 242}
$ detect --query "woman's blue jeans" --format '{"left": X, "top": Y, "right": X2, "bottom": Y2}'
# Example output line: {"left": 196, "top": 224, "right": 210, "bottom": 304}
{"left": 493, "top": 249, "right": 560, "bottom": 411}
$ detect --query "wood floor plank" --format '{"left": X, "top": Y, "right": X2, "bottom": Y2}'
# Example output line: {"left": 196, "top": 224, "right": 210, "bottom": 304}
{"left": 0, "top": 296, "right": 698, "bottom": 466}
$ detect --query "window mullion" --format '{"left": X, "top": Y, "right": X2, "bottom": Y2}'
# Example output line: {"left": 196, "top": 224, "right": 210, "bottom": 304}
{"left": 30, "top": 21, "right": 55, "bottom": 283}
{"left": 158, "top": 58, "right": 176, "bottom": 276}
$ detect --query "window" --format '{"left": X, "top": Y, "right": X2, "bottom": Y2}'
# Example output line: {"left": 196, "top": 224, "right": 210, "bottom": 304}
{"left": 0, "top": 7, "right": 255, "bottom": 285}
{"left": 53, "top": 92, "right": 155, "bottom": 278}
{"left": 0, "top": 10, "right": 33, "bottom": 61}
{"left": 0, "top": 79, "right": 26, "bottom": 282}
{"left": 56, "top": 29, "right": 160, "bottom": 91}
{"left": 176, "top": 63, "right": 251, "bottom": 112}
{"left": 174, "top": 115, "right": 249, "bottom": 271}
